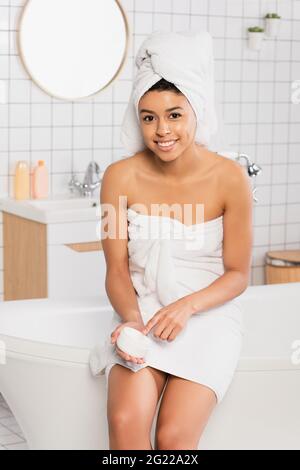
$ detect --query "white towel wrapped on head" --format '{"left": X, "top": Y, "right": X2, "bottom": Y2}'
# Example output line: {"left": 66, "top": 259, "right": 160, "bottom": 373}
{"left": 120, "top": 30, "right": 218, "bottom": 156}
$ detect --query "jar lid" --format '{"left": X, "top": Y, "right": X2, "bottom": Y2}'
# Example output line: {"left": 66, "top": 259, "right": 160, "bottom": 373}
{"left": 266, "top": 250, "right": 300, "bottom": 266}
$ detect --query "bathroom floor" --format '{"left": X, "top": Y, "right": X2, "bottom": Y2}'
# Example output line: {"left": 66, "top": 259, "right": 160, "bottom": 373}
{"left": 0, "top": 393, "right": 28, "bottom": 450}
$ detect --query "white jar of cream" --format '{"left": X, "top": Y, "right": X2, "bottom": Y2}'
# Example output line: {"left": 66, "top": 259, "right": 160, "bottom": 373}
{"left": 116, "top": 326, "right": 152, "bottom": 358}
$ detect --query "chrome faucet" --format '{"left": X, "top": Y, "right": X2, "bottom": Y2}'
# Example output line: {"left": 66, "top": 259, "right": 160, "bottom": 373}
{"left": 69, "top": 161, "right": 104, "bottom": 197}
{"left": 235, "top": 153, "right": 262, "bottom": 203}
{"left": 235, "top": 153, "right": 262, "bottom": 177}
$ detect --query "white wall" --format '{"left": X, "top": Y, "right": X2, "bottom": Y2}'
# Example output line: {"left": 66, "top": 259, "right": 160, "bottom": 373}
{"left": 0, "top": 0, "right": 299, "bottom": 298}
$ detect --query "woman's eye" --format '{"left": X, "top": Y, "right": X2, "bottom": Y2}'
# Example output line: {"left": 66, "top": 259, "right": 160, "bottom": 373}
{"left": 143, "top": 115, "right": 153, "bottom": 122}
{"left": 143, "top": 113, "right": 181, "bottom": 122}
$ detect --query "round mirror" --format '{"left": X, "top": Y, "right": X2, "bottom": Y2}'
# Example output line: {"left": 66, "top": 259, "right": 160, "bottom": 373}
{"left": 17, "top": 0, "right": 129, "bottom": 101}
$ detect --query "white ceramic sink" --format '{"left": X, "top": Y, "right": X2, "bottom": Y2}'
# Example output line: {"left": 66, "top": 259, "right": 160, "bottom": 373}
{"left": 0, "top": 195, "right": 100, "bottom": 223}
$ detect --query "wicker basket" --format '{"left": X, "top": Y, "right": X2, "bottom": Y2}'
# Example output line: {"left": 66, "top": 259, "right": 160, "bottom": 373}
{"left": 265, "top": 250, "right": 300, "bottom": 284}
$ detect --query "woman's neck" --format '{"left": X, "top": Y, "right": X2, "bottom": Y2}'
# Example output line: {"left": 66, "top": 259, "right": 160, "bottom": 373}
{"left": 147, "top": 143, "right": 211, "bottom": 183}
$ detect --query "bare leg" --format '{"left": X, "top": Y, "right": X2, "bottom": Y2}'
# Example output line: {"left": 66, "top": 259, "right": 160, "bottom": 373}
{"left": 155, "top": 375, "right": 217, "bottom": 450}
{"left": 107, "top": 364, "right": 169, "bottom": 450}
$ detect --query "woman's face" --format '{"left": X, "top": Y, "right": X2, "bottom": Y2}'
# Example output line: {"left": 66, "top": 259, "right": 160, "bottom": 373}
{"left": 138, "top": 90, "right": 197, "bottom": 161}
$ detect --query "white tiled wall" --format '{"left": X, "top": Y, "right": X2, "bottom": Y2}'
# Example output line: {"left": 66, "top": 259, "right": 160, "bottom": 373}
{"left": 0, "top": 0, "right": 299, "bottom": 297}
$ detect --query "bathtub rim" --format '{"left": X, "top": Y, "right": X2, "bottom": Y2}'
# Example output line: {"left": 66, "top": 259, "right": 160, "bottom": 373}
{"left": 0, "top": 333, "right": 91, "bottom": 365}
{"left": 0, "top": 295, "right": 114, "bottom": 365}
{"left": 0, "top": 282, "right": 299, "bottom": 370}
{"left": 1, "top": 333, "right": 299, "bottom": 372}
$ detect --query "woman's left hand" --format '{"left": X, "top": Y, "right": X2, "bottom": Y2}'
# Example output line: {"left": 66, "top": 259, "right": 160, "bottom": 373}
{"left": 141, "top": 298, "right": 194, "bottom": 342}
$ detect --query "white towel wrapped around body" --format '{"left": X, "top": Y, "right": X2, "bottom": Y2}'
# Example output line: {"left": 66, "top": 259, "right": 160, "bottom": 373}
{"left": 120, "top": 30, "right": 218, "bottom": 156}
{"left": 89, "top": 208, "right": 245, "bottom": 404}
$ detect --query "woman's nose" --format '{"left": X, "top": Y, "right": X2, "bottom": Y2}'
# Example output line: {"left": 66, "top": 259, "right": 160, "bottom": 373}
{"left": 156, "top": 125, "right": 171, "bottom": 136}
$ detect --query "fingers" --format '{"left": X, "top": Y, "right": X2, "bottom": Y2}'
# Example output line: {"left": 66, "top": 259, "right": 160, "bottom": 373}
{"left": 142, "top": 325, "right": 151, "bottom": 335}
{"left": 115, "top": 346, "right": 145, "bottom": 364}
{"left": 110, "top": 326, "right": 145, "bottom": 363}
{"left": 143, "top": 315, "right": 160, "bottom": 335}
{"left": 110, "top": 333, "right": 116, "bottom": 344}
{"left": 111, "top": 330, "right": 120, "bottom": 344}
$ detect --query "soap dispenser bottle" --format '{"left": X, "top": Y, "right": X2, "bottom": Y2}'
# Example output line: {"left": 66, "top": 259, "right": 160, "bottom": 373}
{"left": 14, "top": 160, "right": 30, "bottom": 200}
{"left": 32, "top": 160, "right": 49, "bottom": 199}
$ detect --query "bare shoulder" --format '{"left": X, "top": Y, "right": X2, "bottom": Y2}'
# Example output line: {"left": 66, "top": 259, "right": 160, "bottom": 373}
{"left": 102, "top": 155, "right": 135, "bottom": 178}
{"left": 215, "top": 154, "right": 252, "bottom": 189}
{"left": 210, "top": 152, "right": 241, "bottom": 172}
{"left": 216, "top": 155, "right": 253, "bottom": 211}
{"left": 101, "top": 154, "right": 140, "bottom": 188}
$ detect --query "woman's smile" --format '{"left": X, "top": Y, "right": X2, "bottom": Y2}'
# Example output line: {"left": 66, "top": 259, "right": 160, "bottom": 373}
{"left": 155, "top": 139, "right": 179, "bottom": 151}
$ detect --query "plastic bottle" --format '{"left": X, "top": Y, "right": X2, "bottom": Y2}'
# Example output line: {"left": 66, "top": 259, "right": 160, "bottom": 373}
{"left": 14, "top": 161, "right": 30, "bottom": 200}
{"left": 32, "top": 160, "right": 49, "bottom": 199}
{"left": 30, "top": 163, "right": 35, "bottom": 199}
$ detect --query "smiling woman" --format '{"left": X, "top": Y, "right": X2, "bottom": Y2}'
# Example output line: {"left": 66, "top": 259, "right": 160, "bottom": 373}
{"left": 138, "top": 79, "right": 198, "bottom": 159}
{"left": 141, "top": 102, "right": 183, "bottom": 152}
{"left": 120, "top": 31, "right": 218, "bottom": 157}
{"left": 95, "top": 30, "right": 253, "bottom": 451}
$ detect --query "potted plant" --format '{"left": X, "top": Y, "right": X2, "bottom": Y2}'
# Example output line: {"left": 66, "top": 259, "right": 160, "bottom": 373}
{"left": 247, "top": 26, "right": 265, "bottom": 50}
{"left": 264, "top": 13, "right": 281, "bottom": 37}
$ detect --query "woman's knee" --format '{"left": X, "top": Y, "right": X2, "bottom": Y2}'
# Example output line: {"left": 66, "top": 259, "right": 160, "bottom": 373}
{"left": 108, "top": 408, "right": 141, "bottom": 433}
{"left": 107, "top": 365, "right": 168, "bottom": 430}
{"left": 155, "top": 425, "right": 199, "bottom": 450}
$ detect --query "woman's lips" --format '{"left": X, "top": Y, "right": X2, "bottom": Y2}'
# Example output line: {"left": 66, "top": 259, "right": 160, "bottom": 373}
{"left": 155, "top": 139, "right": 179, "bottom": 151}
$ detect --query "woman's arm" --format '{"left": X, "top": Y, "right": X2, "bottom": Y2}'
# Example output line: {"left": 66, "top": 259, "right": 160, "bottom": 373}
{"left": 186, "top": 159, "right": 254, "bottom": 315}
{"left": 100, "top": 162, "right": 144, "bottom": 324}
{"left": 105, "top": 269, "right": 144, "bottom": 324}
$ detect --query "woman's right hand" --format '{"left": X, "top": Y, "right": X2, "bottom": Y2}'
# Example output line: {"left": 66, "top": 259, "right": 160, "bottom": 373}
{"left": 110, "top": 321, "right": 146, "bottom": 365}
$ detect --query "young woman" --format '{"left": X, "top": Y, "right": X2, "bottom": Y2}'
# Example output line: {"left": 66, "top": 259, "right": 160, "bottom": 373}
{"left": 100, "top": 78, "right": 253, "bottom": 450}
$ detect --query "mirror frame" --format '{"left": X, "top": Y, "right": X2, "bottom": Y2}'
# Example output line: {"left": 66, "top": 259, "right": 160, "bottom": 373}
{"left": 16, "top": 0, "right": 130, "bottom": 101}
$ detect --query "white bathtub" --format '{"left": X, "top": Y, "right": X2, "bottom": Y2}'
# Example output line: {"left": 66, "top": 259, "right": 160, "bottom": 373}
{"left": 0, "top": 283, "right": 299, "bottom": 450}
